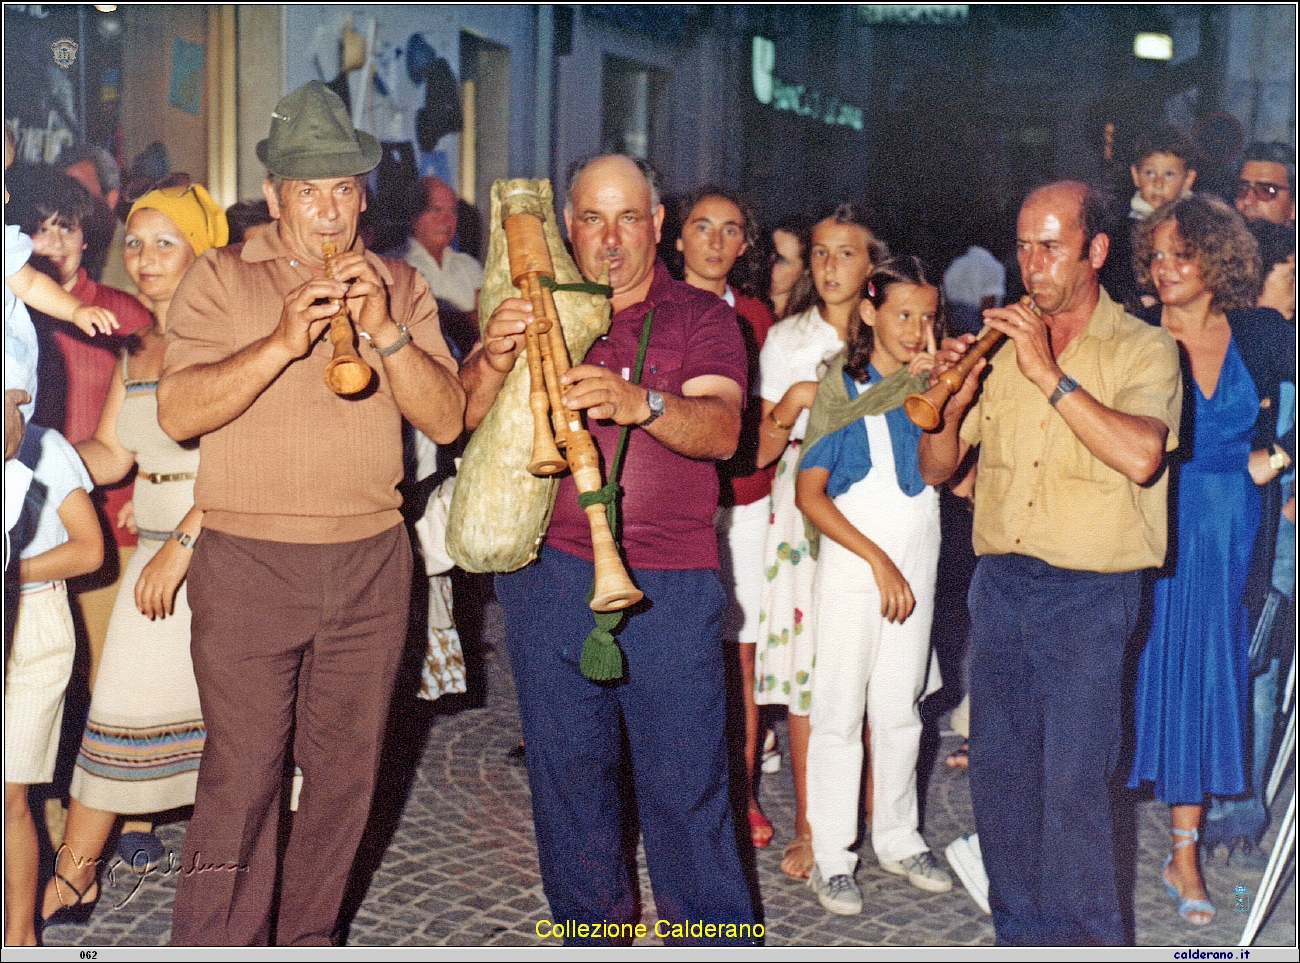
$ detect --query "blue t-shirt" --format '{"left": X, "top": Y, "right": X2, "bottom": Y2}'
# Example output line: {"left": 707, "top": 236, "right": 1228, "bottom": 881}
{"left": 799, "top": 366, "right": 925, "bottom": 499}
{"left": 11, "top": 425, "right": 94, "bottom": 587}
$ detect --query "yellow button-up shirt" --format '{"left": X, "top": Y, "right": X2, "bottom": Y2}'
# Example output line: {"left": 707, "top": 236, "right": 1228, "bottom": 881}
{"left": 960, "top": 288, "right": 1182, "bottom": 572}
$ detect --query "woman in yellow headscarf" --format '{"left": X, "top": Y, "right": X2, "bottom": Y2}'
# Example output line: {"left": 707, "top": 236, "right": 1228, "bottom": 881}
{"left": 41, "top": 181, "right": 227, "bottom": 930}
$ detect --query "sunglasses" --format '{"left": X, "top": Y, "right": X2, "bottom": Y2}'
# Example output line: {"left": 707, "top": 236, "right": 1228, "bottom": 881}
{"left": 1235, "top": 179, "right": 1290, "bottom": 202}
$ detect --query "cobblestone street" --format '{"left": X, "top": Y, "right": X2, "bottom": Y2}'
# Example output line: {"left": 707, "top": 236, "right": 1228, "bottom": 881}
{"left": 39, "top": 600, "right": 1296, "bottom": 949}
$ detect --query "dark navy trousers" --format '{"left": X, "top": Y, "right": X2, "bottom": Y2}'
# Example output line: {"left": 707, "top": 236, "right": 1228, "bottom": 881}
{"left": 496, "top": 545, "right": 755, "bottom": 945}
{"left": 967, "top": 554, "right": 1141, "bottom": 946}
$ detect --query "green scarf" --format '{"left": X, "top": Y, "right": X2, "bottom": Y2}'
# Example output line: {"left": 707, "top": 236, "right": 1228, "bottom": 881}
{"left": 796, "top": 353, "right": 930, "bottom": 558}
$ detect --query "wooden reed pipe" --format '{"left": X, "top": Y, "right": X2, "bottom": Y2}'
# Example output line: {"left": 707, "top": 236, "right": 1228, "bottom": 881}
{"left": 321, "top": 242, "right": 373, "bottom": 396}
{"left": 904, "top": 295, "right": 1040, "bottom": 431}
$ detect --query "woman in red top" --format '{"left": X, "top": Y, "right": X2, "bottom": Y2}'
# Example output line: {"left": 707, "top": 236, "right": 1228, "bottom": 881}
{"left": 674, "top": 186, "right": 777, "bottom": 847}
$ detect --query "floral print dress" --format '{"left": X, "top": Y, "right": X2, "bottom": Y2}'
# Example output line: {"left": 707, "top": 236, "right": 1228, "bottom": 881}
{"left": 753, "top": 307, "right": 844, "bottom": 714}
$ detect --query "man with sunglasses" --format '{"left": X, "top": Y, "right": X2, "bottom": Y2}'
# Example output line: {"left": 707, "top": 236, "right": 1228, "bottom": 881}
{"left": 158, "top": 81, "right": 464, "bottom": 945}
{"left": 1236, "top": 142, "right": 1295, "bottom": 227}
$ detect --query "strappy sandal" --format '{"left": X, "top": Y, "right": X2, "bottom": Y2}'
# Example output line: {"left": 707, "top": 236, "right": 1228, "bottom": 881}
{"left": 781, "top": 831, "right": 813, "bottom": 880}
{"left": 42, "top": 871, "right": 99, "bottom": 927}
{"left": 1162, "top": 827, "right": 1215, "bottom": 926}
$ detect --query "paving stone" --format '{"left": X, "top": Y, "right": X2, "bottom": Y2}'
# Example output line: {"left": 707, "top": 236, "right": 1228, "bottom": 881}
{"left": 38, "top": 601, "right": 1296, "bottom": 948}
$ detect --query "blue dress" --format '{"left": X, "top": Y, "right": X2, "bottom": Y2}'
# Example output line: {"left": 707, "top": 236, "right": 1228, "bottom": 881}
{"left": 1129, "top": 337, "right": 1261, "bottom": 804}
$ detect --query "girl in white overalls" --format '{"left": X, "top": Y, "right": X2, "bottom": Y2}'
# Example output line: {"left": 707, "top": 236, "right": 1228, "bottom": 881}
{"left": 798, "top": 256, "right": 949, "bottom": 912}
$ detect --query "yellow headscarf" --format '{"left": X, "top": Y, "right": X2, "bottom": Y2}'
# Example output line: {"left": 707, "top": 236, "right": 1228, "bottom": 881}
{"left": 128, "top": 182, "right": 229, "bottom": 255}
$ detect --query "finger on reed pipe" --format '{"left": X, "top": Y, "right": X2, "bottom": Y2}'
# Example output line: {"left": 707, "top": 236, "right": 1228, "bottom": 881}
{"left": 903, "top": 295, "right": 1039, "bottom": 430}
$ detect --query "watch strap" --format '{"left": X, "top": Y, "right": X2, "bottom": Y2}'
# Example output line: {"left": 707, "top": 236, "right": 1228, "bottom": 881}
{"left": 1049, "top": 374, "right": 1079, "bottom": 407}
{"left": 639, "top": 388, "right": 664, "bottom": 427}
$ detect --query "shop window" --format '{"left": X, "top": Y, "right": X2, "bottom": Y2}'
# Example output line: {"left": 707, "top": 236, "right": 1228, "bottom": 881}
{"left": 601, "top": 55, "right": 665, "bottom": 160}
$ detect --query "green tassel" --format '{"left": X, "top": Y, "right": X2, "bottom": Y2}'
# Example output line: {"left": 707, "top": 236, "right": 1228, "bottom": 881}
{"left": 580, "top": 603, "right": 625, "bottom": 681}
{"left": 573, "top": 308, "right": 653, "bottom": 683}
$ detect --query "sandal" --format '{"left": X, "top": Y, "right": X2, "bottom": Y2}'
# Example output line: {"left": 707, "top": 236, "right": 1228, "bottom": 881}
{"left": 946, "top": 742, "right": 969, "bottom": 770}
{"left": 42, "top": 871, "right": 99, "bottom": 927}
{"left": 748, "top": 808, "right": 774, "bottom": 848}
{"left": 781, "top": 831, "right": 813, "bottom": 880}
{"left": 1162, "top": 827, "right": 1215, "bottom": 926}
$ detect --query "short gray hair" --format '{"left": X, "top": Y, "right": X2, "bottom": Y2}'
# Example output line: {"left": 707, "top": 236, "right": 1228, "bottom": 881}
{"left": 565, "top": 154, "right": 662, "bottom": 213}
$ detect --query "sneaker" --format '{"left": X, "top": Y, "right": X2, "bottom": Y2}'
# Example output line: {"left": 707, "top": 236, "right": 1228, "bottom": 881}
{"left": 944, "top": 834, "right": 991, "bottom": 914}
{"left": 760, "top": 730, "right": 781, "bottom": 774}
{"left": 809, "top": 864, "right": 863, "bottom": 915}
{"left": 879, "top": 850, "right": 953, "bottom": 894}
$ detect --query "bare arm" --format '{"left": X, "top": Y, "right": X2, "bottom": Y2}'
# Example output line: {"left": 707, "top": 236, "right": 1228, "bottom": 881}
{"left": 1052, "top": 394, "right": 1168, "bottom": 483}
{"left": 983, "top": 301, "right": 1168, "bottom": 483}
{"left": 75, "top": 360, "right": 137, "bottom": 485}
{"left": 460, "top": 298, "right": 531, "bottom": 430}
{"left": 560, "top": 367, "right": 743, "bottom": 461}
{"left": 328, "top": 251, "right": 465, "bottom": 444}
{"left": 157, "top": 275, "right": 345, "bottom": 441}
{"left": 369, "top": 323, "right": 465, "bottom": 444}
{"left": 756, "top": 381, "right": 820, "bottom": 468}
{"left": 5, "top": 389, "right": 28, "bottom": 460}
{"left": 1248, "top": 445, "right": 1293, "bottom": 486}
{"left": 7, "top": 262, "right": 117, "bottom": 335}
{"left": 462, "top": 296, "right": 743, "bottom": 458}
{"left": 18, "top": 488, "right": 104, "bottom": 583}
{"left": 134, "top": 504, "right": 202, "bottom": 619}
{"left": 917, "top": 333, "right": 982, "bottom": 486}
{"left": 794, "top": 466, "right": 914, "bottom": 623}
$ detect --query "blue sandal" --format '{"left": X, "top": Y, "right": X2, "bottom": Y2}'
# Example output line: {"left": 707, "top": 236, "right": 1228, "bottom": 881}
{"left": 1162, "top": 827, "right": 1216, "bottom": 926}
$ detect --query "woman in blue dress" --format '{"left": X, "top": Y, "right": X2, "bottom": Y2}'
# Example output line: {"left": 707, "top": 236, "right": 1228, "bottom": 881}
{"left": 1128, "top": 194, "right": 1295, "bottom": 926}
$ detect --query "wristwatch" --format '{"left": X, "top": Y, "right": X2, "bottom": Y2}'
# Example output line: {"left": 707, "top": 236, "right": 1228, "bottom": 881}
{"left": 360, "top": 323, "right": 411, "bottom": 357}
{"left": 640, "top": 388, "right": 665, "bottom": 427}
{"left": 1270, "top": 446, "right": 1288, "bottom": 472}
{"left": 1049, "top": 374, "right": 1079, "bottom": 407}
{"left": 170, "top": 530, "right": 194, "bottom": 549}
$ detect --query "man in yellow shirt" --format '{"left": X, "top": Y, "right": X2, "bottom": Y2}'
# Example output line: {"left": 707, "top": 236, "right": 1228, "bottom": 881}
{"left": 919, "top": 181, "right": 1182, "bottom": 945}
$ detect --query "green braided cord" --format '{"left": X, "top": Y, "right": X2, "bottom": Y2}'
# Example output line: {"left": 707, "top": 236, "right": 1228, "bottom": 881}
{"left": 577, "top": 308, "right": 655, "bottom": 681}
{"left": 538, "top": 275, "right": 615, "bottom": 297}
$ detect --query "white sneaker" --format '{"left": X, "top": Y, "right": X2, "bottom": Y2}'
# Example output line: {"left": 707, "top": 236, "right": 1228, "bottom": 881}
{"left": 879, "top": 850, "right": 953, "bottom": 893}
{"left": 809, "top": 864, "right": 863, "bottom": 915}
{"left": 760, "top": 729, "right": 781, "bottom": 774}
{"left": 944, "top": 834, "right": 991, "bottom": 914}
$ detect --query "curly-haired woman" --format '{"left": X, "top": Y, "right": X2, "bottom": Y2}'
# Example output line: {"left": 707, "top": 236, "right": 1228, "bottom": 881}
{"left": 1127, "top": 193, "right": 1295, "bottom": 926}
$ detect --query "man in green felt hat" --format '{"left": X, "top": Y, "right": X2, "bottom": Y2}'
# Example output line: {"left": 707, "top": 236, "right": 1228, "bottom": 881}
{"left": 159, "top": 80, "right": 465, "bottom": 945}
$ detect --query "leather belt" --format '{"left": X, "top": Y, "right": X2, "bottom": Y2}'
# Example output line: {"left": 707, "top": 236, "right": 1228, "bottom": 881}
{"left": 138, "top": 470, "right": 196, "bottom": 484}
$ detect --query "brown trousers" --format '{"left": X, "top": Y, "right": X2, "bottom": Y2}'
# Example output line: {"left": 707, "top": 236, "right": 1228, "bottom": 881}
{"left": 170, "top": 526, "right": 411, "bottom": 946}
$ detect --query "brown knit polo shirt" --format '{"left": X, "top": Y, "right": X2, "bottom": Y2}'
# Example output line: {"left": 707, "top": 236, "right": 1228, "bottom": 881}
{"left": 165, "top": 228, "right": 456, "bottom": 544}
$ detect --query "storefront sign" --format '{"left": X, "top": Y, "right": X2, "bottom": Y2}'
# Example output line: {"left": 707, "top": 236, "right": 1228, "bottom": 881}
{"left": 751, "top": 36, "right": 863, "bottom": 132}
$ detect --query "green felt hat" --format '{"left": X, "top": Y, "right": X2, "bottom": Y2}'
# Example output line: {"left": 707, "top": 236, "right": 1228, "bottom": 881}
{"left": 257, "top": 80, "right": 381, "bottom": 179}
